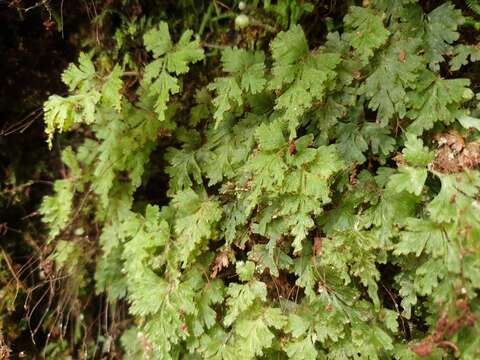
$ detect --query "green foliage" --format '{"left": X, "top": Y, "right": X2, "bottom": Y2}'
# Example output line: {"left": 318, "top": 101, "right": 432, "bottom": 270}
{"left": 209, "top": 47, "right": 265, "bottom": 125}
{"left": 269, "top": 25, "right": 341, "bottom": 135}
{"left": 407, "top": 74, "right": 470, "bottom": 134}
{"left": 143, "top": 22, "right": 204, "bottom": 121}
{"left": 423, "top": 3, "right": 464, "bottom": 70}
{"left": 360, "top": 35, "right": 423, "bottom": 123}
{"left": 450, "top": 44, "right": 480, "bottom": 70}
{"left": 264, "top": 0, "right": 314, "bottom": 29}
{"left": 43, "top": 53, "right": 123, "bottom": 147}
{"left": 40, "top": 179, "right": 74, "bottom": 241}
{"left": 39, "top": 1, "right": 480, "bottom": 359}
{"left": 343, "top": 6, "right": 390, "bottom": 63}
{"left": 402, "top": 132, "right": 435, "bottom": 167}
{"left": 466, "top": 0, "right": 480, "bottom": 15}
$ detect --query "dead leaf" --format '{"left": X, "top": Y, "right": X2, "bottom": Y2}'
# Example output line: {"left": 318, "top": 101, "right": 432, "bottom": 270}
{"left": 393, "top": 153, "right": 407, "bottom": 167}
{"left": 211, "top": 252, "right": 229, "bottom": 278}
{"left": 434, "top": 131, "right": 464, "bottom": 153}
{"left": 43, "top": 19, "right": 55, "bottom": 31}
{"left": 432, "top": 131, "right": 480, "bottom": 173}
{"left": 313, "top": 237, "right": 323, "bottom": 257}
{"left": 349, "top": 162, "right": 358, "bottom": 186}
{"left": 352, "top": 70, "right": 363, "bottom": 80}
{"left": 410, "top": 338, "right": 433, "bottom": 357}
{"left": 458, "top": 142, "right": 480, "bottom": 170}
{"left": 288, "top": 139, "right": 297, "bottom": 155}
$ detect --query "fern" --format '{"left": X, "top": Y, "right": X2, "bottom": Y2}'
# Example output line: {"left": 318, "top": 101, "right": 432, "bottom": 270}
{"left": 466, "top": 0, "right": 480, "bottom": 16}
{"left": 39, "top": 1, "right": 480, "bottom": 359}
{"left": 143, "top": 22, "right": 204, "bottom": 121}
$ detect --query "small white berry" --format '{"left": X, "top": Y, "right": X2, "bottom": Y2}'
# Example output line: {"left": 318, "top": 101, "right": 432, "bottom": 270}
{"left": 235, "top": 14, "right": 250, "bottom": 29}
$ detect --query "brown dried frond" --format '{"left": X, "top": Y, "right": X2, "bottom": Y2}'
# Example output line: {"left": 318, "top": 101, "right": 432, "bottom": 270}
{"left": 211, "top": 252, "right": 230, "bottom": 279}
{"left": 432, "top": 131, "right": 480, "bottom": 173}
{"left": 0, "top": 331, "right": 11, "bottom": 360}
{"left": 410, "top": 298, "right": 476, "bottom": 357}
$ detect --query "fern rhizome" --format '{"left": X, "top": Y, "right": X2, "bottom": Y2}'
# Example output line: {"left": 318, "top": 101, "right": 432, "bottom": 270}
{"left": 39, "top": 1, "right": 480, "bottom": 358}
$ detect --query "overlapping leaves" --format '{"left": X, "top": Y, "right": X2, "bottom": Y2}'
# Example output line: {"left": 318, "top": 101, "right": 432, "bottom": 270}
{"left": 40, "top": 2, "right": 480, "bottom": 359}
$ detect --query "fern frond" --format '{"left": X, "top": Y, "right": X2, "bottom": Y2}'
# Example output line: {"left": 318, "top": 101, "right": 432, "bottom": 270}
{"left": 466, "top": 0, "right": 480, "bottom": 16}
